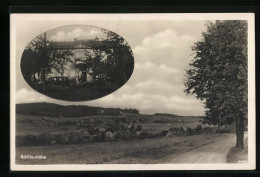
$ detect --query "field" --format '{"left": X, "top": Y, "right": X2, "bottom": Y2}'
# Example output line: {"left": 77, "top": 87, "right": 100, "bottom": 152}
{"left": 16, "top": 114, "right": 204, "bottom": 136}
{"left": 15, "top": 103, "right": 236, "bottom": 164}
{"left": 16, "top": 133, "right": 231, "bottom": 164}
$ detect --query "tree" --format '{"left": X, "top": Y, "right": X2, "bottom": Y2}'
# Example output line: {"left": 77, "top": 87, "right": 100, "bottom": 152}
{"left": 50, "top": 49, "right": 73, "bottom": 77}
{"left": 185, "top": 21, "right": 248, "bottom": 149}
{"left": 80, "top": 30, "right": 134, "bottom": 87}
{"left": 21, "top": 33, "right": 73, "bottom": 90}
{"left": 84, "top": 49, "right": 106, "bottom": 83}
{"left": 102, "top": 29, "right": 134, "bottom": 85}
{"left": 20, "top": 49, "right": 41, "bottom": 86}
{"left": 21, "top": 33, "right": 52, "bottom": 90}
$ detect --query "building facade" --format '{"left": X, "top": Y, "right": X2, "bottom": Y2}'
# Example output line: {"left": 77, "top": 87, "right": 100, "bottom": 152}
{"left": 49, "top": 38, "right": 107, "bottom": 84}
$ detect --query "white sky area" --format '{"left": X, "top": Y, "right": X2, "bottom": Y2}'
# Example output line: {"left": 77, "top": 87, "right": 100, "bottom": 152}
{"left": 48, "top": 26, "right": 107, "bottom": 41}
{"left": 15, "top": 20, "right": 206, "bottom": 116}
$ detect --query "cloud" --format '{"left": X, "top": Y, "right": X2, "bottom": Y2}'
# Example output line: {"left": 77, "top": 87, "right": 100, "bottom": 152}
{"left": 133, "top": 29, "right": 198, "bottom": 69}
{"left": 16, "top": 88, "right": 50, "bottom": 103}
{"left": 49, "top": 28, "right": 106, "bottom": 41}
{"left": 16, "top": 23, "right": 205, "bottom": 116}
{"left": 102, "top": 28, "right": 205, "bottom": 115}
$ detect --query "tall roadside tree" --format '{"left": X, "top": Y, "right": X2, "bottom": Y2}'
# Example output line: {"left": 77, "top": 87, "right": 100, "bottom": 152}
{"left": 185, "top": 21, "right": 248, "bottom": 149}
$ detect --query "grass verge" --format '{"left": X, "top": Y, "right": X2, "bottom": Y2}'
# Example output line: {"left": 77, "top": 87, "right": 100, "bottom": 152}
{"left": 226, "top": 136, "right": 248, "bottom": 163}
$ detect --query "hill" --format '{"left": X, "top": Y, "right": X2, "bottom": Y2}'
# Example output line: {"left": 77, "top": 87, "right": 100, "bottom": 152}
{"left": 16, "top": 102, "right": 139, "bottom": 117}
{"left": 153, "top": 113, "right": 180, "bottom": 118}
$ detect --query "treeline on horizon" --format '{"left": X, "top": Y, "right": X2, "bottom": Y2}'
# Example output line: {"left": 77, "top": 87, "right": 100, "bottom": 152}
{"left": 16, "top": 102, "right": 139, "bottom": 117}
{"left": 153, "top": 113, "right": 204, "bottom": 119}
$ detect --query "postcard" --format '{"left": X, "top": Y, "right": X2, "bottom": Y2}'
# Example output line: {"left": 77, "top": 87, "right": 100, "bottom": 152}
{"left": 10, "top": 13, "right": 255, "bottom": 170}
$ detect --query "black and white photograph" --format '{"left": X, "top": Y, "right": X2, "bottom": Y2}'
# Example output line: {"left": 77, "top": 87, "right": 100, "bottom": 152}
{"left": 20, "top": 25, "right": 134, "bottom": 101}
{"left": 10, "top": 13, "right": 255, "bottom": 170}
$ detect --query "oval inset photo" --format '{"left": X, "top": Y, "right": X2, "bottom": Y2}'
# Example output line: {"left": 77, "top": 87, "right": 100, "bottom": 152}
{"left": 21, "top": 25, "right": 134, "bottom": 101}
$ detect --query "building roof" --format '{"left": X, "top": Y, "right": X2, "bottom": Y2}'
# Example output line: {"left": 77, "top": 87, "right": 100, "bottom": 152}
{"left": 50, "top": 40, "right": 106, "bottom": 49}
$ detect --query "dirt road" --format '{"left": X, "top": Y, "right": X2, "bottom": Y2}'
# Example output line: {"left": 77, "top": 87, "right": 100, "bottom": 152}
{"left": 158, "top": 133, "right": 247, "bottom": 163}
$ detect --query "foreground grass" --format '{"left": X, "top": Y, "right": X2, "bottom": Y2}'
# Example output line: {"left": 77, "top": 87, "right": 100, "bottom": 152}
{"left": 226, "top": 136, "right": 248, "bottom": 163}
{"left": 16, "top": 133, "right": 232, "bottom": 164}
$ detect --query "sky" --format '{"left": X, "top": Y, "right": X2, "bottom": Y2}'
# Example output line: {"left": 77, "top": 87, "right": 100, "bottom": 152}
{"left": 47, "top": 25, "right": 106, "bottom": 41}
{"left": 15, "top": 20, "right": 206, "bottom": 116}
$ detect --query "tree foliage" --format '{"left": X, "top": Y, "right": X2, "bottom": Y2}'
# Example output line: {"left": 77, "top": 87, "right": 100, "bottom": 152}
{"left": 80, "top": 29, "right": 134, "bottom": 86}
{"left": 185, "top": 20, "right": 248, "bottom": 148}
{"left": 50, "top": 49, "right": 73, "bottom": 76}
{"left": 83, "top": 49, "right": 106, "bottom": 80}
{"left": 102, "top": 29, "right": 134, "bottom": 84}
{"left": 21, "top": 34, "right": 73, "bottom": 87}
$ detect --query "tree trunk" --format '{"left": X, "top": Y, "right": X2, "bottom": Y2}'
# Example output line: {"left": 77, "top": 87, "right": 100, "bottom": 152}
{"left": 236, "top": 115, "right": 244, "bottom": 149}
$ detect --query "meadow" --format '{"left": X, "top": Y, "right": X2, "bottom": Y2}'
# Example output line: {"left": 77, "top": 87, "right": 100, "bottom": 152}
{"left": 15, "top": 103, "right": 235, "bottom": 164}
{"left": 16, "top": 133, "right": 232, "bottom": 164}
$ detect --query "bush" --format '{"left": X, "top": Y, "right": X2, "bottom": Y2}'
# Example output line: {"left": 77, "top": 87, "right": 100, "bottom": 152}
{"left": 87, "top": 125, "right": 100, "bottom": 135}
{"left": 137, "top": 130, "right": 154, "bottom": 139}
{"left": 179, "top": 127, "right": 184, "bottom": 132}
{"left": 215, "top": 126, "right": 232, "bottom": 134}
{"left": 136, "top": 125, "right": 142, "bottom": 132}
{"left": 114, "top": 132, "right": 122, "bottom": 140}
{"left": 193, "top": 125, "right": 203, "bottom": 135}
{"left": 59, "top": 134, "right": 70, "bottom": 144}
{"left": 159, "top": 130, "right": 168, "bottom": 136}
{"left": 186, "top": 127, "right": 193, "bottom": 136}
{"left": 106, "top": 124, "right": 119, "bottom": 133}
{"left": 203, "top": 126, "right": 214, "bottom": 134}
{"left": 128, "top": 124, "right": 135, "bottom": 133}
{"left": 168, "top": 127, "right": 185, "bottom": 136}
